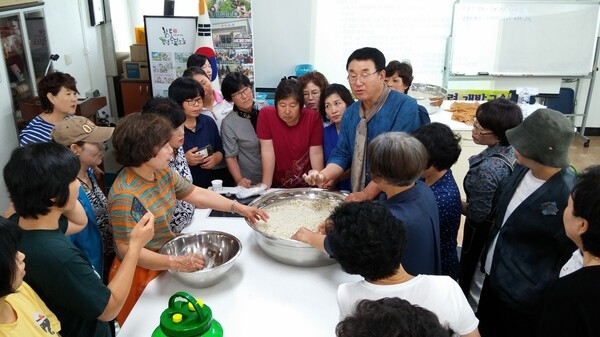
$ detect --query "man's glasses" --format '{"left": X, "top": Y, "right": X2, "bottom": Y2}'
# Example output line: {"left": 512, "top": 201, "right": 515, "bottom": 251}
{"left": 347, "top": 70, "right": 379, "bottom": 84}
{"left": 232, "top": 87, "right": 252, "bottom": 100}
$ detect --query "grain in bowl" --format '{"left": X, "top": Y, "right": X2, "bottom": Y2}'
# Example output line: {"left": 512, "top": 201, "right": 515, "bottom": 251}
{"left": 253, "top": 198, "right": 340, "bottom": 239}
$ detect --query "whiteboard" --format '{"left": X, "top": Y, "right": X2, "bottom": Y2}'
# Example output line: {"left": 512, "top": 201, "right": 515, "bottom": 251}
{"left": 451, "top": 2, "right": 600, "bottom": 76}
{"left": 314, "top": 0, "right": 455, "bottom": 87}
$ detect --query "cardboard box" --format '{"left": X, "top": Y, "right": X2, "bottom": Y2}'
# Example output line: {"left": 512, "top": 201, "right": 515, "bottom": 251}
{"left": 122, "top": 58, "right": 149, "bottom": 80}
{"left": 129, "top": 44, "right": 147, "bottom": 62}
{"left": 0, "top": 0, "right": 38, "bottom": 7}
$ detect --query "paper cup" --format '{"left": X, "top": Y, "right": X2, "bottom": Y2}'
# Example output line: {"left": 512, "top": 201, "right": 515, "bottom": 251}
{"left": 211, "top": 179, "right": 223, "bottom": 191}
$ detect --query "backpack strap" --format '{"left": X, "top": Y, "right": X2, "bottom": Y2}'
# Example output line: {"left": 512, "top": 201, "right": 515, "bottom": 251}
{"left": 490, "top": 152, "right": 514, "bottom": 173}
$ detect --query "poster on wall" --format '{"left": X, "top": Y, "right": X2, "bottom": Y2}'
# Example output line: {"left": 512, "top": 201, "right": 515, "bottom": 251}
{"left": 207, "top": 0, "right": 254, "bottom": 85}
{"left": 144, "top": 16, "right": 197, "bottom": 97}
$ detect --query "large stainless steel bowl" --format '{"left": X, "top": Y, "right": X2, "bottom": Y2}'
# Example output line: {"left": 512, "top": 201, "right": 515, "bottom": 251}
{"left": 245, "top": 188, "right": 345, "bottom": 267}
{"left": 159, "top": 231, "right": 242, "bottom": 288}
{"left": 408, "top": 83, "right": 447, "bottom": 114}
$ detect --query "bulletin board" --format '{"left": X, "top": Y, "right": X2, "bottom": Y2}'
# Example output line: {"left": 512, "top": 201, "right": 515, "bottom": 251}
{"left": 450, "top": 1, "right": 600, "bottom": 76}
{"left": 144, "top": 15, "right": 197, "bottom": 97}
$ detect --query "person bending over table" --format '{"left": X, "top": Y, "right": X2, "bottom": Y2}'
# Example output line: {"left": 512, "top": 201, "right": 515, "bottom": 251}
{"left": 297, "top": 132, "right": 441, "bottom": 275}
{"left": 303, "top": 47, "right": 420, "bottom": 199}
{"left": 4, "top": 142, "right": 155, "bottom": 337}
{"left": 294, "top": 201, "right": 479, "bottom": 337}
{"left": 108, "top": 112, "right": 267, "bottom": 325}
{"left": 141, "top": 97, "right": 195, "bottom": 234}
{"left": 257, "top": 79, "right": 324, "bottom": 188}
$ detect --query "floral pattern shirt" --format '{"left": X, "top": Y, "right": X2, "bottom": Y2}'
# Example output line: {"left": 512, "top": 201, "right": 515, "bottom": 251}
{"left": 168, "top": 147, "right": 195, "bottom": 233}
{"left": 427, "top": 170, "right": 462, "bottom": 280}
{"left": 464, "top": 144, "right": 515, "bottom": 223}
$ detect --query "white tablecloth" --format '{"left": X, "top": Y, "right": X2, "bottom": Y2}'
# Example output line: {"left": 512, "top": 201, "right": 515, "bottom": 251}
{"left": 117, "top": 209, "right": 360, "bottom": 337}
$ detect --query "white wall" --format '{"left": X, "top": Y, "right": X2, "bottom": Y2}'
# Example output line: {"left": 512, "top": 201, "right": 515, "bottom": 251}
{"left": 252, "top": 0, "right": 314, "bottom": 88}
{"left": 43, "top": 0, "right": 109, "bottom": 97}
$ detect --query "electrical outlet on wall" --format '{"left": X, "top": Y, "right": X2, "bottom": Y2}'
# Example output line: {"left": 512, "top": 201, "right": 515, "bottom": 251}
{"left": 64, "top": 54, "right": 72, "bottom": 65}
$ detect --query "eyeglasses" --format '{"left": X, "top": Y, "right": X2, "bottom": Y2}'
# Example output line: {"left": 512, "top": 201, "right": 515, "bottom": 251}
{"left": 303, "top": 90, "right": 321, "bottom": 99}
{"left": 184, "top": 97, "right": 203, "bottom": 106}
{"left": 472, "top": 119, "right": 495, "bottom": 136}
{"left": 347, "top": 70, "right": 379, "bottom": 84}
{"left": 232, "top": 87, "right": 252, "bottom": 100}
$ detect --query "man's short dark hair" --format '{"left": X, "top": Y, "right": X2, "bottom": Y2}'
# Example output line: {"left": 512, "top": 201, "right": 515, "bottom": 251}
{"left": 412, "top": 122, "right": 462, "bottom": 171}
{"left": 221, "top": 72, "right": 252, "bottom": 102}
{"left": 336, "top": 297, "right": 454, "bottom": 337}
{"left": 571, "top": 165, "right": 600, "bottom": 256}
{"left": 346, "top": 47, "right": 386, "bottom": 72}
{"left": 168, "top": 76, "right": 205, "bottom": 106}
{"left": 4, "top": 143, "right": 80, "bottom": 218}
{"left": 141, "top": 97, "right": 185, "bottom": 128}
{"left": 0, "top": 217, "right": 22, "bottom": 297}
{"left": 326, "top": 201, "right": 407, "bottom": 281}
{"left": 112, "top": 113, "right": 173, "bottom": 167}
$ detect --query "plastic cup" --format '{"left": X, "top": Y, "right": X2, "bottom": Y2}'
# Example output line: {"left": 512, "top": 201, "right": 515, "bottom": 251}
{"left": 211, "top": 179, "right": 223, "bottom": 191}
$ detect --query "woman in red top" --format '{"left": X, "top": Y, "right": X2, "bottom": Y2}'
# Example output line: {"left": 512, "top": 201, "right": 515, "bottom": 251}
{"left": 257, "top": 79, "right": 324, "bottom": 188}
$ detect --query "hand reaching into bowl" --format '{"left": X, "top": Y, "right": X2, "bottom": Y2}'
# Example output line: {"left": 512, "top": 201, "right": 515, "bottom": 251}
{"left": 303, "top": 170, "right": 325, "bottom": 186}
{"left": 292, "top": 227, "right": 326, "bottom": 252}
{"left": 235, "top": 203, "right": 269, "bottom": 224}
{"left": 168, "top": 253, "right": 205, "bottom": 272}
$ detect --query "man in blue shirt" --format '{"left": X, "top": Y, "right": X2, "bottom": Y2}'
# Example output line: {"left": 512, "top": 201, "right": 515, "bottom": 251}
{"left": 304, "top": 47, "right": 420, "bottom": 199}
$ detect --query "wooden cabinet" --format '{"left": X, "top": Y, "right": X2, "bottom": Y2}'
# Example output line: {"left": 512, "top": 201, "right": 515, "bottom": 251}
{"left": 120, "top": 80, "right": 151, "bottom": 115}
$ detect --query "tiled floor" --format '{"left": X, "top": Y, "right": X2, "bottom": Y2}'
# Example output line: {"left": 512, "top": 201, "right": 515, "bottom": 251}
{"left": 569, "top": 136, "right": 600, "bottom": 172}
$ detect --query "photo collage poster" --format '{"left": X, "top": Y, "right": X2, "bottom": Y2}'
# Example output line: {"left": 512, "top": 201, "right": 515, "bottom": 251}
{"left": 208, "top": 0, "right": 255, "bottom": 86}
{"left": 144, "top": 15, "right": 197, "bottom": 97}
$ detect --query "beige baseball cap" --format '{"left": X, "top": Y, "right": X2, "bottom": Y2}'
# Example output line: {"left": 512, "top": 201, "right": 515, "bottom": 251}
{"left": 51, "top": 116, "right": 114, "bottom": 145}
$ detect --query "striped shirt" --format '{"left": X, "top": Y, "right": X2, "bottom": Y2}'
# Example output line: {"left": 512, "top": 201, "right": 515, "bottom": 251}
{"left": 19, "top": 115, "right": 55, "bottom": 146}
{"left": 108, "top": 167, "right": 195, "bottom": 251}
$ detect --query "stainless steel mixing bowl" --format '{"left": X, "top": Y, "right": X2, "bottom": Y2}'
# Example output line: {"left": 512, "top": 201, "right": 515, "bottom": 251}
{"left": 408, "top": 83, "right": 448, "bottom": 114}
{"left": 159, "top": 231, "right": 242, "bottom": 288}
{"left": 245, "top": 188, "right": 345, "bottom": 267}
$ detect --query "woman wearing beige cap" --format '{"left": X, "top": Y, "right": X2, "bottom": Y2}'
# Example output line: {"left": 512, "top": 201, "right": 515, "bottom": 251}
{"left": 51, "top": 116, "right": 115, "bottom": 284}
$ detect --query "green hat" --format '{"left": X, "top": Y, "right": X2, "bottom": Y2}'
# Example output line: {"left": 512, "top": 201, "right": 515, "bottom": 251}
{"left": 506, "top": 108, "right": 574, "bottom": 168}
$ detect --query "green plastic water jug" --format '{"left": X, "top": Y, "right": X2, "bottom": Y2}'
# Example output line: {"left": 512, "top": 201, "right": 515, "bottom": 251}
{"left": 151, "top": 291, "right": 223, "bottom": 337}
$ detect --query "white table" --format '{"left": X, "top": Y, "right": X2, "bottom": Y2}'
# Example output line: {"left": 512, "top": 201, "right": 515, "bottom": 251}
{"left": 117, "top": 208, "right": 360, "bottom": 337}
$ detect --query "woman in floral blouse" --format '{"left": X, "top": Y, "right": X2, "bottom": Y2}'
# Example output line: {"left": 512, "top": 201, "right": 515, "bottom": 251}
{"left": 459, "top": 98, "right": 523, "bottom": 305}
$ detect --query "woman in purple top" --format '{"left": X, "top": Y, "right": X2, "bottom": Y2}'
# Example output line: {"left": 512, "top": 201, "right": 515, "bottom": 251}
{"left": 320, "top": 84, "right": 354, "bottom": 191}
